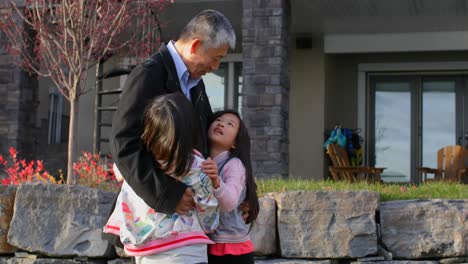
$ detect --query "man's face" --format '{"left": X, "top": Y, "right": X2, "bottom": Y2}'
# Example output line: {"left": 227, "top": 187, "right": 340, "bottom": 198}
{"left": 188, "top": 41, "right": 229, "bottom": 79}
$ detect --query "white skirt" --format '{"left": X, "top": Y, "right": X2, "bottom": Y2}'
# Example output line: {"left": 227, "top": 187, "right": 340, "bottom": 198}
{"left": 134, "top": 244, "right": 207, "bottom": 264}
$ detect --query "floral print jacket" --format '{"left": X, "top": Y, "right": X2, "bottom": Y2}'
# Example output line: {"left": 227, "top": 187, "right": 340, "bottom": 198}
{"left": 103, "top": 151, "right": 219, "bottom": 256}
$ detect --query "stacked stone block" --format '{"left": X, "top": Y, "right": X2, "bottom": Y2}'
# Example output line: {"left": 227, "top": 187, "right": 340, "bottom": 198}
{"left": 242, "top": 0, "right": 290, "bottom": 178}
{"left": 0, "top": 186, "right": 465, "bottom": 263}
{"left": 0, "top": 6, "right": 39, "bottom": 161}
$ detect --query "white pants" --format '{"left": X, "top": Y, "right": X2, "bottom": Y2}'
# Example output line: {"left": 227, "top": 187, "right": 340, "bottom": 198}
{"left": 134, "top": 244, "right": 207, "bottom": 264}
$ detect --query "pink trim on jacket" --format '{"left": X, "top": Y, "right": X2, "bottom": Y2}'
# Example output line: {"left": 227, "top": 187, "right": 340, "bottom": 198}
{"left": 104, "top": 225, "right": 214, "bottom": 256}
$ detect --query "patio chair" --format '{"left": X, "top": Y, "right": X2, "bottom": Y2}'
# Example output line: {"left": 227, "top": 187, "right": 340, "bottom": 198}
{"left": 417, "top": 145, "right": 468, "bottom": 183}
{"left": 326, "top": 143, "right": 385, "bottom": 183}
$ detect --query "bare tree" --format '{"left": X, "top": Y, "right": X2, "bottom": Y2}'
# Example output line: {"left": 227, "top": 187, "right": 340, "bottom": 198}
{"left": 0, "top": 0, "right": 171, "bottom": 184}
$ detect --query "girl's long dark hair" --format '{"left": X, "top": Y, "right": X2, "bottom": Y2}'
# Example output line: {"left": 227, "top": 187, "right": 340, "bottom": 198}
{"left": 210, "top": 110, "right": 260, "bottom": 225}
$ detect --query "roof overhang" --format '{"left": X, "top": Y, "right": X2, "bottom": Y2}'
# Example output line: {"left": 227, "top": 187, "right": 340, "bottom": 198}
{"left": 291, "top": 0, "right": 468, "bottom": 53}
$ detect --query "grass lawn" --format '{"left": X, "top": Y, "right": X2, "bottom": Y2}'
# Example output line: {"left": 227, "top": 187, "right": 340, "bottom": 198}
{"left": 257, "top": 179, "right": 468, "bottom": 201}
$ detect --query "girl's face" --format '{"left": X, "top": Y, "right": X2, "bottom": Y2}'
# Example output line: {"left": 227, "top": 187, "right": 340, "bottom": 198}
{"left": 208, "top": 113, "right": 240, "bottom": 151}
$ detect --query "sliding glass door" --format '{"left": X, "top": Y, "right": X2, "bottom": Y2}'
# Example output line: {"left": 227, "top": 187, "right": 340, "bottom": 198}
{"left": 368, "top": 74, "right": 463, "bottom": 183}
{"left": 369, "top": 77, "right": 416, "bottom": 183}
{"left": 420, "top": 77, "right": 458, "bottom": 181}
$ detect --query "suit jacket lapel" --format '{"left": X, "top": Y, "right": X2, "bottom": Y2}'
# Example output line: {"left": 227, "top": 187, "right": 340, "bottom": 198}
{"left": 190, "top": 82, "right": 206, "bottom": 109}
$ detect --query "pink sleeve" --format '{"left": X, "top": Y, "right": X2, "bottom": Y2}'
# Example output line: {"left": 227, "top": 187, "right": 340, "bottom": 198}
{"left": 213, "top": 158, "right": 246, "bottom": 212}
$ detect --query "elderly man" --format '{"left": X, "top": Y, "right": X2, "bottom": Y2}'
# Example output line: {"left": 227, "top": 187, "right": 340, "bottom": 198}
{"left": 110, "top": 10, "right": 235, "bottom": 216}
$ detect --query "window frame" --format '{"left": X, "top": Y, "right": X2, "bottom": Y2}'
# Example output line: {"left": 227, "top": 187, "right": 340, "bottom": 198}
{"left": 48, "top": 87, "right": 63, "bottom": 144}
{"left": 220, "top": 53, "right": 242, "bottom": 111}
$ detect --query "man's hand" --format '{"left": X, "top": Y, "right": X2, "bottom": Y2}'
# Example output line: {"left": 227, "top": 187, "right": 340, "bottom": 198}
{"left": 175, "top": 188, "right": 195, "bottom": 215}
{"left": 112, "top": 163, "right": 125, "bottom": 183}
{"left": 201, "top": 158, "right": 220, "bottom": 189}
{"left": 239, "top": 201, "right": 250, "bottom": 223}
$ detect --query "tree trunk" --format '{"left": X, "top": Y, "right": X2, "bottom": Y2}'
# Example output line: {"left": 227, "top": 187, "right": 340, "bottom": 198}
{"left": 66, "top": 96, "right": 80, "bottom": 184}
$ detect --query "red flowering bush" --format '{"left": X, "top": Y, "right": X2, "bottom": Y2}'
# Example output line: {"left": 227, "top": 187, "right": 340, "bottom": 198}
{"left": 0, "top": 147, "right": 62, "bottom": 185}
{"left": 73, "top": 152, "right": 121, "bottom": 192}
{"left": 0, "top": 148, "right": 121, "bottom": 192}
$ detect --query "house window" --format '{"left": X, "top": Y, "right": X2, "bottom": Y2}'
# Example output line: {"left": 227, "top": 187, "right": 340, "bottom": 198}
{"left": 48, "top": 87, "right": 63, "bottom": 144}
{"left": 368, "top": 74, "right": 460, "bottom": 183}
{"left": 204, "top": 54, "right": 243, "bottom": 113}
{"left": 204, "top": 63, "right": 227, "bottom": 111}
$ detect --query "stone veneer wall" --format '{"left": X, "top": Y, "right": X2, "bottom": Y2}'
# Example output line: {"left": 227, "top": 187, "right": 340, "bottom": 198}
{"left": 0, "top": 8, "right": 39, "bottom": 162}
{"left": 0, "top": 6, "right": 67, "bottom": 176}
{"left": 242, "top": 0, "right": 291, "bottom": 178}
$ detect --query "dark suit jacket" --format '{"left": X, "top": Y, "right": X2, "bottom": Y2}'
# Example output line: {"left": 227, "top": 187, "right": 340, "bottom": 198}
{"left": 110, "top": 43, "right": 213, "bottom": 214}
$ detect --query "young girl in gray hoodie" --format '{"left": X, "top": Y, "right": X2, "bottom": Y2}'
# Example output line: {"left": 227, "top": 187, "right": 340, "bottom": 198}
{"left": 202, "top": 110, "right": 260, "bottom": 264}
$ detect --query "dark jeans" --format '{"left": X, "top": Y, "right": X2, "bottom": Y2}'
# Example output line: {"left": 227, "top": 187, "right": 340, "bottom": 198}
{"left": 208, "top": 253, "right": 254, "bottom": 264}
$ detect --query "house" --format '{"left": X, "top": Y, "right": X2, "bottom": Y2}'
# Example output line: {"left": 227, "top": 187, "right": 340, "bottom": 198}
{"left": 2, "top": 0, "right": 468, "bottom": 183}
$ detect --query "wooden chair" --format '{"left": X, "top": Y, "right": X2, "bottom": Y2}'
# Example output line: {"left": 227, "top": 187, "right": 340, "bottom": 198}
{"left": 326, "top": 143, "right": 385, "bottom": 183}
{"left": 417, "top": 145, "right": 468, "bottom": 183}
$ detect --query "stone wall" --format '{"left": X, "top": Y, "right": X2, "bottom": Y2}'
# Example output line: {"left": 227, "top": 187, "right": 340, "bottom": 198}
{"left": 0, "top": 13, "right": 20, "bottom": 156}
{"left": 0, "top": 6, "right": 67, "bottom": 176}
{"left": 0, "top": 6, "right": 39, "bottom": 161}
{"left": 0, "top": 185, "right": 466, "bottom": 263}
{"left": 242, "top": 0, "right": 290, "bottom": 179}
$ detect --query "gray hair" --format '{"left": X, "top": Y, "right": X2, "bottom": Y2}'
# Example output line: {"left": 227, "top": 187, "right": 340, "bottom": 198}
{"left": 179, "top": 10, "right": 236, "bottom": 50}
